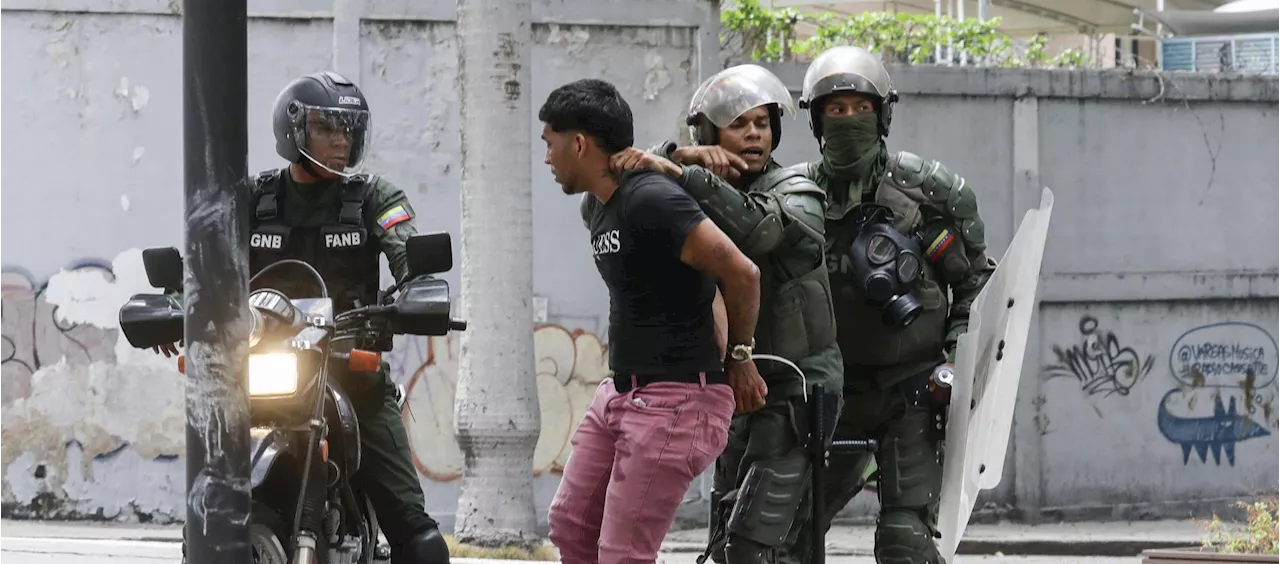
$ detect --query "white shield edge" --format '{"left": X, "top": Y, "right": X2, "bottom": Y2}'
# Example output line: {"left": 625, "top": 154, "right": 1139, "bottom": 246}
{"left": 937, "top": 187, "right": 1055, "bottom": 563}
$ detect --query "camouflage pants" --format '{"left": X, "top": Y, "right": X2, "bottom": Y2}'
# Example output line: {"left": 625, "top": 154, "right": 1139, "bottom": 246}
{"left": 819, "top": 369, "right": 945, "bottom": 564}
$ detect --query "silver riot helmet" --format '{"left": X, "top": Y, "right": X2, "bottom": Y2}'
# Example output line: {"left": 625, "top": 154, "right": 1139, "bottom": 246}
{"left": 685, "top": 64, "right": 797, "bottom": 150}
{"left": 271, "top": 71, "right": 372, "bottom": 177}
{"left": 798, "top": 46, "right": 899, "bottom": 141}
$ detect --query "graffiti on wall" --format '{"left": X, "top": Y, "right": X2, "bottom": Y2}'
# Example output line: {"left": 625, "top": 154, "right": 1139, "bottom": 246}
{"left": 2, "top": 261, "right": 119, "bottom": 406}
{"left": 398, "top": 325, "right": 610, "bottom": 482}
{"left": 1158, "top": 322, "right": 1276, "bottom": 467}
{"left": 1, "top": 252, "right": 186, "bottom": 520}
{"left": 1044, "top": 316, "right": 1156, "bottom": 398}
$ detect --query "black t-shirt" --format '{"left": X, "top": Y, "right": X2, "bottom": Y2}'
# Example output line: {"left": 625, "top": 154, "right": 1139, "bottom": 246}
{"left": 586, "top": 170, "right": 721, "bottom": 376}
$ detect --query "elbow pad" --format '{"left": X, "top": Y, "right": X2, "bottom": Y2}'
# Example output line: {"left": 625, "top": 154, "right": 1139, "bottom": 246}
{"left": 681, "top": 166, "right": 783, "bottom": 256}
{"left": 740, "top": 213, "right": 785, "bottom": 257}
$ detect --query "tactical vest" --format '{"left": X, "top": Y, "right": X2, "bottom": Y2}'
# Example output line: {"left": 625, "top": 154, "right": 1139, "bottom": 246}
{"left": 810, "top": 152, "right": 960, "bottom": 369}
{"left": 747, "top": 166, "right": 840, "bottom": 374}
{"left": 249, "top": 169, "right": 382, "bottom": 313}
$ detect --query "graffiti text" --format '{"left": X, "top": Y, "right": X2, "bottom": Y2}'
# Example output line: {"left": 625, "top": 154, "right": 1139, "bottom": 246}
{"left": 1044, "top": 315, "right": 1155, "bottom": 398}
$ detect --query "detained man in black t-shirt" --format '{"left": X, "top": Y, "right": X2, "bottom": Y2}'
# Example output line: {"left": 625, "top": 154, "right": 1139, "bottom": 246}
{"left": 539, "top": 78, "right": 767, "bottom": 564}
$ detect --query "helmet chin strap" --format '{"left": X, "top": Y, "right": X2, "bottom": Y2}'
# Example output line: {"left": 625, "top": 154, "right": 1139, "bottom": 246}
{"left": 300, "top": 150, "right": 359, "bottom": 179}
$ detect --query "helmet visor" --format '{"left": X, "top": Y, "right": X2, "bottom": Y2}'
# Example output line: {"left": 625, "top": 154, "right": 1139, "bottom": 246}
{"left": 292, "top": 104, "right": 370, "bottom": 176}
{"left": 690, "top": 64, "right": 796, "bottom": 128}
{"left": 801, "top": 46, "right": 892, "bottom": 105}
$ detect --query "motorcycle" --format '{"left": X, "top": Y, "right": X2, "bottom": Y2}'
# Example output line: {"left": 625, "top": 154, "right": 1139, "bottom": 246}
{"left": 118, "top": 232, "right": 466, "bottom": 564}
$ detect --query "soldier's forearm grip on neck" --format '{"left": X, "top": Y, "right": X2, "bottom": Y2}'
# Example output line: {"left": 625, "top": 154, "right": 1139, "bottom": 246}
{"left": 679, "top": 165, "right": 784, "bottom": 258}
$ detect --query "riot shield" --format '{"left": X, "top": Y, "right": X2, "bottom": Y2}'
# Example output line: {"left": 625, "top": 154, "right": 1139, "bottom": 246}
{"left": 937, "top": 187, "right": 1055, "bottom": 563}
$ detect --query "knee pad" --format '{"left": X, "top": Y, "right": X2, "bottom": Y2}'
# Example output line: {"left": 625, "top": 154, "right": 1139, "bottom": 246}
{"left": 873, "top": 508, "right": 941, "bottom": 564}
{"left": 725, "top": 453, "right": 809, "bottom": 549}
{"left": 392, "top": 526, "right": 450, "bottom": 564}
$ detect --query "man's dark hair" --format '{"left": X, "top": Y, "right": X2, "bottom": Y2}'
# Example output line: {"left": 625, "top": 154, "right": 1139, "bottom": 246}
{"left": 538, "top": 79, "right": 634, "bottom": 154}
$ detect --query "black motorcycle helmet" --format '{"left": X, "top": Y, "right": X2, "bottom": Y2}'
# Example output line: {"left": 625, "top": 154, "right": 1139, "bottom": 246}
{"left": 271, "top": 71, "right": 371, "bottom": 177}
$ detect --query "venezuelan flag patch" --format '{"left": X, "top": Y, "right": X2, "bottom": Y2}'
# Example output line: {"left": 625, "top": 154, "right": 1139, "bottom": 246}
{"left": 926, "top": 229, "right": 954, "bottom": 263}
{"left": 377, "top": 205, "right": 411, "bottom": 230}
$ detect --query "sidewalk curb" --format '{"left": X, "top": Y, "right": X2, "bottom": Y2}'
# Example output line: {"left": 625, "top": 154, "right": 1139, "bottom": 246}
{"left": 661, "top": 539, "right": 1199, "bottom": 557}
{"left": 22, "top": 534, "right": 1198, "bottom": 557}
{"left": 5, "top": 525, "right": 1200, "bottom": 558}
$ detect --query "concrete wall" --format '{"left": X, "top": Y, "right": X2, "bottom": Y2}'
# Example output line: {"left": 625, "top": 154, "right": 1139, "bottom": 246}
{"left": 0, "top": 0, "right": 719, "bottom": 528}
{"left": 2, "top": 0, "right": 1277, "bottom": 531}
{"left": 759, "top": 63, "right": 1280, "bottom": 521}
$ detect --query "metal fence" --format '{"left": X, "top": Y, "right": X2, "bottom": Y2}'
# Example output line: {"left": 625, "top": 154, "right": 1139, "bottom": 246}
{"left": 1162, "top": 33, "right": 1280, "bottom": 74}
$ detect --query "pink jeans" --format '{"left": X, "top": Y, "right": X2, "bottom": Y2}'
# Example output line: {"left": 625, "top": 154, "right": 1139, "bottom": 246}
{"left": 548, "top": 375, "right": 735, "bottom": 564}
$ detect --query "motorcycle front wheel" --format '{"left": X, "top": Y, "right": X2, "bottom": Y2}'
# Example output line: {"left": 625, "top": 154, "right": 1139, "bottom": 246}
{"left": 180, "top": 502, "right": 291, "bottom": 564}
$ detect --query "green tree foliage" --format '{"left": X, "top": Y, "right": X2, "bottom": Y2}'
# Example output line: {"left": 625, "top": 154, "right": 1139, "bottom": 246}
{"left": 720, "top": 0, "right": 1093, "bottom": 68}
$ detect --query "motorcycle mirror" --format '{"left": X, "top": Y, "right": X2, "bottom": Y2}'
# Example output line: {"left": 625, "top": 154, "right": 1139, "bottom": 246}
{"left": 405, "top": 233, "right": 453, "bottom": 278}
{"left": 118, "top": 293, "right": 185, "bottom": 349}
{"left": 390, "top": 277, "right": 452, "bottom": 336}
{"left": 142, "top": 247, "right": 183, "bottom": 293}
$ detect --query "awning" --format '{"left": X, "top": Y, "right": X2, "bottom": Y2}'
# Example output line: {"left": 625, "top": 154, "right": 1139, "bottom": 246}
{"left": 1139, "top": 7, "right": 1280, "bottom": 35}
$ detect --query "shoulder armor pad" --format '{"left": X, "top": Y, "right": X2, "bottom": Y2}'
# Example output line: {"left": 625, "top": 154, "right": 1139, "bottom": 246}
{"left": 885, "top": 151, "right": 930, "bottom": 188}
{"left": 784, "top": 161, "right": 820, "bottom": 181}
{"left": 759, "top": 166, "right": 822, "bottom": 195}
{"left": 756, "top": 165, "right": 802, "bottom": 186}
{"left": 773, "top": 174, "right": 826, "bottom": 203}
{"left": 888, "top": 151, "right": 972, "bottom": 216}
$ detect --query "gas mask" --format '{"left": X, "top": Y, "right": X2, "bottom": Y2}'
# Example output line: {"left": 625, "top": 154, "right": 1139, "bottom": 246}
{"left": 847, "top": 204, "right": 925, "bottom": 330}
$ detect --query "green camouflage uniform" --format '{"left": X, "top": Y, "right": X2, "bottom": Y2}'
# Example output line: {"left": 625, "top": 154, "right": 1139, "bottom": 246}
{"left": 652, "top": 140, "right": 843, "bottom": 564}
{"left": 791, "top": 41, "right": 997, "bottom": 564}
{"left": 168, "top": 169, "right": 433, "bottom": 547}
{"left": 628, "top": 63, "right": 846, "bottom": 564}
{"left": 248, "top": 168, "right": 438, "bottom": 547}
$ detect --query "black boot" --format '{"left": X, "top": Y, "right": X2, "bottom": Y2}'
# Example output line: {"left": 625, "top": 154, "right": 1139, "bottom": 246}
{"left": 391, "top": 527, "right": 450, "bottom": 564}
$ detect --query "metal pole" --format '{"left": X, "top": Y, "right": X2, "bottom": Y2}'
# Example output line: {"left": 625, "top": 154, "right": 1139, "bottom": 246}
{"left": 978, "top": 0, "right": 988, "bottom": 22}
{"left": 935, "top": 0, "right": 943, "bottom": 63}
{"left": 183, "top": 0, "right": 252, "bottom": 561}
{"left": 1155, "top": 0, "right": 1165, "bottom": 68}
{"left": 946, "top": 0, "right": 954, "bottom": 65}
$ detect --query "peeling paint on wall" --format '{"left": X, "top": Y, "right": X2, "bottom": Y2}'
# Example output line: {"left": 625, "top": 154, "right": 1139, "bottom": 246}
{"left": 1, "top": 250, "right": 185, "bottom": 521}
{"left": 544, "top": 23, "right": 590, "bottom": 58}
{"left": 362, "top": 20, "right": 460, "bottom": 182}
{"left": 113, "top": 76, "right": 150, "bottom": 113}
{"left": 642, "top": 52, "right": 672, "bottom": 101}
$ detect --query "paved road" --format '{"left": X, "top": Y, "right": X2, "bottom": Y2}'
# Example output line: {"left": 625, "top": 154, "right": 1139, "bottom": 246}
{"left": 0, "top": 535, "right": 1145, "bottom": 564}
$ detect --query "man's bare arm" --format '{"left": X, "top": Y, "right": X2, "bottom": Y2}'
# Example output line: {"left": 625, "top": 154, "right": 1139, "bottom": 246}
{"left": 713, "top": 288, "right": 728, "bottom": 360}
{"left": 679, "top": 218, "right": 760, "bottom": 348}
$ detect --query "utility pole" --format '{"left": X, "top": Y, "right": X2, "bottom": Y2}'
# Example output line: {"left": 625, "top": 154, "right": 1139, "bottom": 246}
{"left": 182, "top": 0, "right": 253, "bottom": 561}
{"left": 453, "top": 0, "right": 542, "bottom": 548}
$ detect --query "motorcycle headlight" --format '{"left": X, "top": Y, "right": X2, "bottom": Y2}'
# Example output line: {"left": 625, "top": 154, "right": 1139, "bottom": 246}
{"left": 248, "top": 353, "right": 299, "bottom": 397}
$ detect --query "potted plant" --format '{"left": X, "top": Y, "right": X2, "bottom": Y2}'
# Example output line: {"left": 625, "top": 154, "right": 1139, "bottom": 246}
{"left": 1142, "top": 498, "right": 1279, "bottom": 563}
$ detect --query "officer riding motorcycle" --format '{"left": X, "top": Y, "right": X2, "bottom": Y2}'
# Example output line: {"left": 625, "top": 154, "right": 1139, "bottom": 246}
{"left": 153, "top": 71, "right": 452, "bottom": 564}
